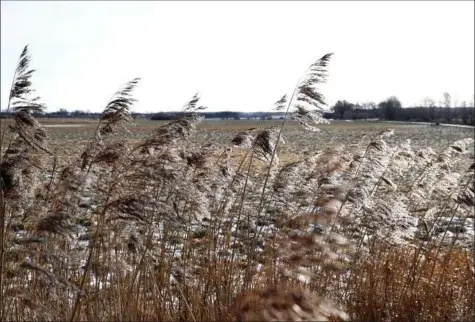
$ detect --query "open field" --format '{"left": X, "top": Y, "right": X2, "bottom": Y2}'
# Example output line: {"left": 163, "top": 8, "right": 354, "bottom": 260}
{"left": 42, "top": 118, "right": 474, "bottom": 167}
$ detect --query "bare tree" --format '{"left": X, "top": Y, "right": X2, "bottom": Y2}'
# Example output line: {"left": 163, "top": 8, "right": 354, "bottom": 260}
{"left": 422, "top": 97, "right": 436, "bottom": 108}
{"left": 443, "top": 92, "right": 451, "bottom": 108}
{"left": 332, "top": 100, "right": 354, "bottom": 119}
{"left": 421, "top": 97, "right": 437, "bottom": 121}
{"left": 361, "top": 101, "right": 377, "bottom": 110}
{"left": 378, "top": 96, "right": 402, "bottom": 120}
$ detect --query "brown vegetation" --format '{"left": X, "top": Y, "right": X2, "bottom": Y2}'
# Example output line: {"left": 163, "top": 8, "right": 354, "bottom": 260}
{"left": 1, "top": 46, "right": 474, "bottom": 321}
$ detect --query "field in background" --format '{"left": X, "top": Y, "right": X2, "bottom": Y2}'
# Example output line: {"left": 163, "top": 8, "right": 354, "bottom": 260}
{"left": 42, "top": 118, "right": 474, "bottom": 167}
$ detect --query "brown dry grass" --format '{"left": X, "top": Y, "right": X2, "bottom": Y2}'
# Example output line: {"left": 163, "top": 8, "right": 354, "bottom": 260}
{"left": 2, "top": 47, "right": 474, "bottom": 322}
{"left": 1, "top": 117, "right": 473, "bottom": 322}
{"left": 346, "top": 244, "right": 474, "bottom": 322}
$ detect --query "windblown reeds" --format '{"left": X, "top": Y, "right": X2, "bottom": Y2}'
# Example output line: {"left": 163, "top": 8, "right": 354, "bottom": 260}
{"left": 1, "top": 45, "right": 474, "bottom": 322}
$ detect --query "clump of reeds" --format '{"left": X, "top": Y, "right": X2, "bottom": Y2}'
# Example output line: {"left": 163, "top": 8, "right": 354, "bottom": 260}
{"left": 1, "top": 45, "right": 50, "bottom": 215}
{"left": 1, "top": 45, "right": 474, "bottom": 322}
{"left": 0, "top": 46, "right": 57, "bottom": 320}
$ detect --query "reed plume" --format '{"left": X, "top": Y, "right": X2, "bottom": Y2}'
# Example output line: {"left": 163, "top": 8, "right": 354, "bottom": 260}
{"left": 1, "top": 45, "right": 50, "bottom": 214}
{"left": 290, "top": 53, "right": 333, "bottom": 131}
{"left": 81, "top": 78, "right": 140, "bottom": 170}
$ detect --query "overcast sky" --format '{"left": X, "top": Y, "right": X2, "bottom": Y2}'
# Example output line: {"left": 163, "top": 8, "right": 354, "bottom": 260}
{"left": 1, "top": 1, "right": 474, "bottom": 113}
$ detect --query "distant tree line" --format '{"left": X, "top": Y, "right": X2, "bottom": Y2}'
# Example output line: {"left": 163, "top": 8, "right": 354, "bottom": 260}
{"left": 328, "top": 93, "right": 474, "bottom": 125}
{"left": 0, "top": 110, "right": 285, "bottom": 121}
{"left": 148, "top": 111, "right": 286, "bottom": 120}
{"left": 2, "top": 92, "right": 473, "bottom": 125}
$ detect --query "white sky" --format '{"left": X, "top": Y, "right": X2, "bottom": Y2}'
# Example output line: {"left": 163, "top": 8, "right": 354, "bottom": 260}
{"left": 1, "top": 1, "right": 474, "bottom": 113}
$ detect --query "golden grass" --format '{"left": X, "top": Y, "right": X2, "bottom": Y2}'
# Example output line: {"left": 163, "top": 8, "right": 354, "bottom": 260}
{"left": 2, "top": 118, "right": 474, "bottom": 321}
{"left": 2, "top": 46, "right": 473, "bottom": 321}
{"left": 346, "top": 244, "right": 475, "bottom": 321}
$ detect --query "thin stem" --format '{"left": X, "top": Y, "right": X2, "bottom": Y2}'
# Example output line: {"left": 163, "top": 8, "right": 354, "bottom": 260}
{"left": 69, "top": 175, "right": 114, "bottom": 322}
